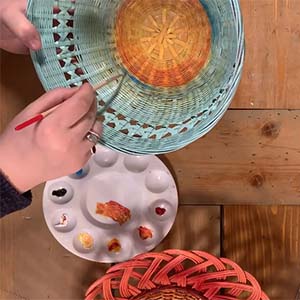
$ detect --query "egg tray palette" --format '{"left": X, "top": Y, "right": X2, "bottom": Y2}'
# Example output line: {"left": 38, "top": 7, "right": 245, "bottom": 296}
{"left": 43, "top": 145, "right": 178, "bottom": 263}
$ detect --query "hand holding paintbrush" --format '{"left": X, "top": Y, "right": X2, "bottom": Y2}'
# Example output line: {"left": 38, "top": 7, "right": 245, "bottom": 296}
{"left": 15, "top": 74, "right": 123, "bottom": 131}
{"left": 0, "top": 81, "right": 112, "bottom": 194}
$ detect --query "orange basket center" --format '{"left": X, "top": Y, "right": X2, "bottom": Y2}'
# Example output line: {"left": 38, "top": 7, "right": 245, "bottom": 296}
{"left": 115, "top": 0, "right": 212, "bottom": 87}
{"left": 131, "top": 286, "right": 206, "bottom": 300}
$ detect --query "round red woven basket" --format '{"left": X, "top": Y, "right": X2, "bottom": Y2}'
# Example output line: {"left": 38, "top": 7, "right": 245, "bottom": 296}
{"left": 85, "top": 250, "right": 269, "bottom": 300}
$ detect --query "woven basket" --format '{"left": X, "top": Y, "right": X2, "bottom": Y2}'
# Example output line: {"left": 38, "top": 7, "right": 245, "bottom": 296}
{"left": 132, "top": 287, "right": 206, "bottom": 300}
{"left": 85, "top": 250, "right": 269, "bottom": 300}
{"left": 27, "top": 0, "right": 244, "bottom": 155}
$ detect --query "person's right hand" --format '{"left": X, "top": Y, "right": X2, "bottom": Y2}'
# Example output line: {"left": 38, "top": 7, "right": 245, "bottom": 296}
{"left": 0, "top": 84, "right": 102, "bottom": 193}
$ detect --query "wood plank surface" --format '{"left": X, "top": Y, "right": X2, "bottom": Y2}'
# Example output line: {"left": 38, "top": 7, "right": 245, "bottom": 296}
{"left": 0, "top": 51, "right": 44, "bottom": 127}
{"left": 155, "top": 206, "right": 220, "bottom": 256}
{"left": 2, "top": 1, "right": 299, "bottom": 111}
{"left": 0, "top": 202, "right": 220, "bottom": 299}
{"left": 1, "top": 4, "right": 299, "bottom": 299}
{"left": 0, "top": 185, "right": 109, "bottom": 300}
{"left": 223, "top": 205, "right": 300, "bottom": 300}
{"left": 226, "top": 2, "right": 300, "bottom": 296}
{"left": 0, "top": 50, "right": 221, "bottom": 299}
{"left": 231, "top": 0, "right": 300, "bottom": 109}
{"left": 163, "top": 109, "right": 300, "bottom": 204}
{"left": 2, "top": 50, "right": 300, "bottom": 205}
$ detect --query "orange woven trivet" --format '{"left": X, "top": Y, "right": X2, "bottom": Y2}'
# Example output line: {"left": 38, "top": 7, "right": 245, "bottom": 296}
{"left": 86, "top": 250, "right": 269, "bottom": 300}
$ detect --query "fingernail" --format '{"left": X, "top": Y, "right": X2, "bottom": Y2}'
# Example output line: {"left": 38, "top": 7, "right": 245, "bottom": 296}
{"left": 30, "top": 38, "right": 41, "bottom": 51}
{"left": 92, "top": 146, "right": 96, "bottom": 154}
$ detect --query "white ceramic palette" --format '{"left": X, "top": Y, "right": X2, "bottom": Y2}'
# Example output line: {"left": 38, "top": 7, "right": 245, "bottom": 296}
{"left": 43, "top": 145, "right": 178, "bottom": 263}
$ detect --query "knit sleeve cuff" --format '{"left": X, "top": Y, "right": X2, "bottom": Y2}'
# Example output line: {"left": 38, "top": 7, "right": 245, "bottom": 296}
{"left": 0, "top": 169, "right": 32, "bottom": 218}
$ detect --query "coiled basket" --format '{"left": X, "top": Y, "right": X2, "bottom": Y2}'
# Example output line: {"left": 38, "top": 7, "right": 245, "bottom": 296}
{"left": 27, "top": 0, "right": 244, "bottom": 155}
{"left": 85, "top": 250, "right": 269, "bottom": 300}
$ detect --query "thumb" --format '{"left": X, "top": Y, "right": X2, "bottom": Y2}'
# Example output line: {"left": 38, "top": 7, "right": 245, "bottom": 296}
{"left": 2, "top": 10, "right": 42, "bottom": 51}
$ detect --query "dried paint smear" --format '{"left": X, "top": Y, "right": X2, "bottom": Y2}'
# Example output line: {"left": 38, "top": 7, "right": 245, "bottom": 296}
{"left": 107, "top": 238, "right": 122, "bottom": 253}
{"left": 96, "top": 200, "right": 131, "bottom": 225}
{"left": 52, "top": 188, "right": 67, "bottom": 197}
{"left": 139, "top": 226, "right": 153, "bottom": 240}
{"left": 155, "top": 207, "right": 166, "bottom": 216}
{"left": 55, "top": 213, "right": 68, "bottom": 228}
{"left": 78, "top": 233, "right": 94, "bottom": 249}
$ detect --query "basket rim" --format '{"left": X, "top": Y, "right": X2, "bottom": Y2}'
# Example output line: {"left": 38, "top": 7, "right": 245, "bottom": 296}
{"left": 85, "top": 249, "right": 269, "bottom": 300}
{"left": 27, "top": 0, "right": 245, "bottom": 155}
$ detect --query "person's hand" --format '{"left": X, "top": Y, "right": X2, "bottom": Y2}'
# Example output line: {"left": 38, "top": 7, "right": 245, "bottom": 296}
{"left": 0, "top": 84, "right": 102, "bottom": 193}
{"left": 0, "top": 0, "right": 42, "bottom": 54}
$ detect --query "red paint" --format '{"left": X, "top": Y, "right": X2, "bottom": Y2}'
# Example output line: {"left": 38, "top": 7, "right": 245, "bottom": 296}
{"left": 155, "top": 207, "right": 166, "bottom": 216}
{"left": 15, "top": 115, "right": 43, "bottom": 131}
{"left": 138, "top": 226, "right": 153, "bottom": 240}
{"left": 107, "top": 238, "right": 121, "bottom": 252}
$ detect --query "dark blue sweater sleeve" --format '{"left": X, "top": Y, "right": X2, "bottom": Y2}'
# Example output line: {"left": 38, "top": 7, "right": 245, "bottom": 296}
{"left": 0, "top": 170, "right": 32, "bottom": 218}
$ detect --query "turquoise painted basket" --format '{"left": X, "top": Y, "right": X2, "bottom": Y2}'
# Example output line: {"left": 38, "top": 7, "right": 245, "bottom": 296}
{"left": 27, "top": 0, "right": 244, "bottom": 155}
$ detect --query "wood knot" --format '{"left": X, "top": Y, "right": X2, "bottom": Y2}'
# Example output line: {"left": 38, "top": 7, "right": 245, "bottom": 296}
{"left": 261, "top": 121, "right": 281, "bottom": 138}
{"left": 249, "top": 174, "right": 265, "bottom": 188}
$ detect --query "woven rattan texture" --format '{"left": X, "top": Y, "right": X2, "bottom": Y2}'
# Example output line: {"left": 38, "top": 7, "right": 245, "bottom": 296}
{"left": 132, "top": 287, "right": 205, "bottom": 300}
{"left": 27, "top": 0, "right": 244, "bottom": 154}
{"left": 116, "top": 0, "right": 211, "bottom": 87}
{"left": 85, "top": 250, "right": 269, "bottom": 300}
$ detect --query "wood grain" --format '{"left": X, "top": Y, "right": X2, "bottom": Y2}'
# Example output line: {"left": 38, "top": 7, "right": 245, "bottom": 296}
{"left": 2, "top": 50, "right": 300, "bottom": 206}
{"left": 223, "top": 206, "right": 300, "bottom": 300}
{"left": 155, "top": 206, "right": 220, "bottom": 256}
{"left": 0, "top": 50, "right": 220, "bottom": 299}
{"left": 0, "top": 50, "right": 44, "bottom": 129}
{"left": 163, "top": 110, "right": 300, "bottom": 204}
{"left": 1, "top": 7, "right": 299, "bottom": 300}
{"left": 231, "top": 0, "right": 300, "bottom": 109}
{"left": 0, "top": 185, "right": 109, "bottom": 300}
{"left": 0, "top": 200, "right": 220, "bottom": 299}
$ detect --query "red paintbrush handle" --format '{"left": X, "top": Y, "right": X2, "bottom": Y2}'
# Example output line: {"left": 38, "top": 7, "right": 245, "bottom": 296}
{"left": 15, "top": 114, "right": 44, "bottom": 131}
{"left": 14, "top": 74, "right": 123, "bottom": 132}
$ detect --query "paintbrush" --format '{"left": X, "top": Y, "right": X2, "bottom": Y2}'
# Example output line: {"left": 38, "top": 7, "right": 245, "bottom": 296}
{"left": 97, "top": 71, "right": 127, "bottom": 116}
{"left": 15, "top": 74, "right": 124, "bottom": 131}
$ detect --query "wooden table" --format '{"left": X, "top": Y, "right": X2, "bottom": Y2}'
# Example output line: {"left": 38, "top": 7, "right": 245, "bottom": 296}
{"left": 1, "top": 1, "right": 300, "bottom": 299}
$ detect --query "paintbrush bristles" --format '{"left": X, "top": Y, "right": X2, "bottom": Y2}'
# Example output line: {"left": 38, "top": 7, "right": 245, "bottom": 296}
{"left": 93, "top": 74, "right": 123, "bottom": 91}
{"left": 41, "top": 75, "right": 123, "bottom": 117}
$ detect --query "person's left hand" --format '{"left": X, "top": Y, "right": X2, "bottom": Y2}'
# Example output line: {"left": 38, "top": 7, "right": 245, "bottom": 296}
{"left": 0, "top": 0, "right": 42, "bottom": 54}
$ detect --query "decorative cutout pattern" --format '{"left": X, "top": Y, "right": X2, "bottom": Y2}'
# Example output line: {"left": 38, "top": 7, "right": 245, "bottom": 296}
{"left": 28, "top": 0, "right": 244, "bottom": 154}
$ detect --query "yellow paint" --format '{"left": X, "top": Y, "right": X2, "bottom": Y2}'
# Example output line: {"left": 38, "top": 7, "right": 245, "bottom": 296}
{"left": 115, "top": 0, "right": 211, "bottom": 87}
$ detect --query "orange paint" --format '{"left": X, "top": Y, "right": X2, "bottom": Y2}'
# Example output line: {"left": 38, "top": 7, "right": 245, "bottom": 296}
{"left": 138, "top": 226, "right": 153, "bottom": 240}
{"left": 107, "top": 238, "right": 122, "bottom": 253}
{"left": 96, "top": 201, "right": 131, "bottom": 225}
{"left": 78, "top": 233, "right": 94, "bottom": 249}
{"left": 115, "top": 0, "right": 211, "bottom": 87}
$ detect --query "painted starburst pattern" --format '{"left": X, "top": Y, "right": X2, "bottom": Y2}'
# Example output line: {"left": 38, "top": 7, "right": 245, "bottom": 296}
{"left": 140, "top": 9, "right": 188, "bottom": 60}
